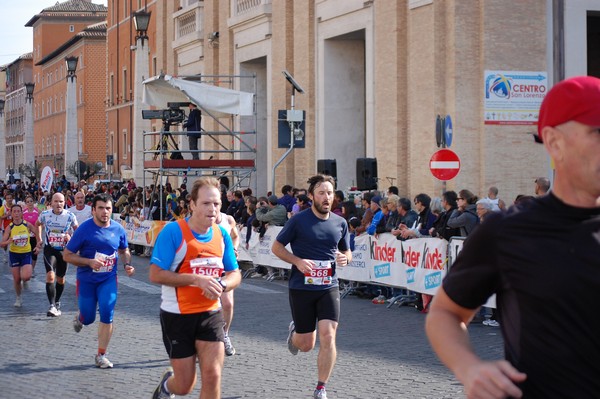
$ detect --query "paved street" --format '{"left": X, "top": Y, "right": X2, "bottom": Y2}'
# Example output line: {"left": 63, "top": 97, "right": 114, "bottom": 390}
{"left": 0, "top": 254, "right": 503, "bottom": 399}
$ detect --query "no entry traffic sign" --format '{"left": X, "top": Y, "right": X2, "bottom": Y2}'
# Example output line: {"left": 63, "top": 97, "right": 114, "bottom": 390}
{"left": 430, "top": 149, "right": 460, "bottom": 181}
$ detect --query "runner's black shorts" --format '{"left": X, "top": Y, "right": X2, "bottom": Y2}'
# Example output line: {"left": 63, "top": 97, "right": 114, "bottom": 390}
{"left": 30, "top": 236, "right": 37, "bottom": 261}
{"left": 43, "top": 245, "right": 68, "bottom": 277}
{"left": 289, "top": 287, "right": 340, "bottom": 334}
{"left": 160, "top": 309, "right": 225, "bottom": 359}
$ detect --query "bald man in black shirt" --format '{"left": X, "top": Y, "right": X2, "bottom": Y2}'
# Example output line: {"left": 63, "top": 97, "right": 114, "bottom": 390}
{"left": 426, "top": 76, "right": 600, "bottom": 399}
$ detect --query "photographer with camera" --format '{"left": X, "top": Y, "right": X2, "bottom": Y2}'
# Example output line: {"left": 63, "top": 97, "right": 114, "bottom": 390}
{"left": 184, "top": 102, "right": 202, "bottom": 160}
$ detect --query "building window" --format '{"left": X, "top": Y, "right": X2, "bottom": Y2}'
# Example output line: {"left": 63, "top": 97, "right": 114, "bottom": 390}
{"left": 59, "top": 135, "right": 63, "bottom": 154}
{"left": 79, "top": 128, "right": 83, "bottom": 153}
{"left": 122, "top": 68, "right": 128, "bottom": 101}
{"left": 69, "top": 25, "right": 74, "bottom": 32}
{"left": 79, "top": 85, "right": 83, "bottom": 105}
{"left": 109, "top": 74, "right": 114, "bottom": 105}
{"left": 122, "top": 129, "right": 128, "bottom": 159}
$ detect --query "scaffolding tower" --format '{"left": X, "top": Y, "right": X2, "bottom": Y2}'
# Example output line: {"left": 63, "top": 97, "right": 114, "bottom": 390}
{"left": 142, "top": 74, "right": 257, "bottom": 195}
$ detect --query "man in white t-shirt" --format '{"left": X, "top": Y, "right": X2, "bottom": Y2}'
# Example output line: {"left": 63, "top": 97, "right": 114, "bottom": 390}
{"left": 69, "top": 191, "right": 92, "bottom": 224}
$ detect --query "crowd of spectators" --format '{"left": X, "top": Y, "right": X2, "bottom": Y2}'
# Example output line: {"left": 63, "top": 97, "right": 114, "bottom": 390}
{"left": 1, "top": 174, "right": 544, "bottom": 319}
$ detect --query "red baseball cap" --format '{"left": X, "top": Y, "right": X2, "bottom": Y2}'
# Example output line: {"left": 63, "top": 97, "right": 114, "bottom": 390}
{"left": 536, "top": 75, "right": 600, "bottom": 142}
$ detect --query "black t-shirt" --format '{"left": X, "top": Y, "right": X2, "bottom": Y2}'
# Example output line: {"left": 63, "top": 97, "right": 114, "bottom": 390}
{"left": 443, "top": 193, "right": 600, "bottom": 398}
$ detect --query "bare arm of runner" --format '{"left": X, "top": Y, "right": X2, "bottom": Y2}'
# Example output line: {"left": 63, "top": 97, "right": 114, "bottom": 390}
{"left": 425, "top": 288, "right": 527, "bottom": 399}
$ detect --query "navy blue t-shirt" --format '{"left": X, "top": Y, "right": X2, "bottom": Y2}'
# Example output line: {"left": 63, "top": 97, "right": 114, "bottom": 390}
{"left": 276, "top": 208, "right": 350, "bottom": 291}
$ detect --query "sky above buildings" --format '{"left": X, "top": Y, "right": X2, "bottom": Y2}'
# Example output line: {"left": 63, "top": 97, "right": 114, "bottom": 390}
{"left": 0, "top": 0, "right": 107, "bottom": 66}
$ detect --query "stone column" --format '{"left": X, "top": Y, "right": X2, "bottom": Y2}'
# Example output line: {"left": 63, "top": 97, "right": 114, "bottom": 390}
{"left": 0, "top": 105, "right": 5, "bottom": 178}
{"left": 132, "top": 38, "right": 151, "bottom": 183}
{"left": 65, "top": 74, "right": 79, "bottom": 181}
{"left": 24, "top": 97, "right": 35, "bottom": 170}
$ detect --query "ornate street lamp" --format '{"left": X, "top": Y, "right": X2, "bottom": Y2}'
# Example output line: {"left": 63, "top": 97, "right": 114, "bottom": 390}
{"left": 24, "top": 82, "right": 35, "bottom": 102}
{"left": 65, "top": 56, "right": 78, "bottom": 82}
{"left": 133, "top": 10, "right": 151, "bottom": 45}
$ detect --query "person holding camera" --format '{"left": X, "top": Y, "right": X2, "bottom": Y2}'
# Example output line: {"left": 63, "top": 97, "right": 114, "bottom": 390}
{"left": 184, "top": 102, "right": 202, "bottom": 160}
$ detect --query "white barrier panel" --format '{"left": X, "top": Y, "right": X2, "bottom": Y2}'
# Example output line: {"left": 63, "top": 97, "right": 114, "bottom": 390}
{"left": 337, "top": 239, "right": 371, "bottom": 283}
{"left": 238, "top": 226, "right": 290, "bottom": 269}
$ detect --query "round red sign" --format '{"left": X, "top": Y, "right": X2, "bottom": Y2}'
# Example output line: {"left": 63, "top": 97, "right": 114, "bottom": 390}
{"left": 429, "top": 149, "right": 460, "bottom": 181}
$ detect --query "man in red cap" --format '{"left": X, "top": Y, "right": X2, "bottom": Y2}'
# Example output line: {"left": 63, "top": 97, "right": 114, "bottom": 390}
{"left": 426, "top": 76, "right": 600, "bottom": 399}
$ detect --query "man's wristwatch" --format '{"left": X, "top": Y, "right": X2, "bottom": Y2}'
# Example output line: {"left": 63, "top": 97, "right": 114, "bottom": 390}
{"left": 219, "top": 279, "right": 227, "bottom": 292}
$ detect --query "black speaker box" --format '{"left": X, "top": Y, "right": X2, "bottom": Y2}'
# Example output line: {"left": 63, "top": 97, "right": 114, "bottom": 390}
{"left": 317, "top": 159, "right": 337, "bottom": 179}
{"left": 356, "top": 158, "right": 377, "bottom": 190}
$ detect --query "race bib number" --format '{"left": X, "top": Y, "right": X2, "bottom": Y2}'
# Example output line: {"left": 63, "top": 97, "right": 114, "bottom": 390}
{"left": 189, "top": 257, "right": 224, "bottom": 277}
{"left": 304, "top": 260, "right": 334, "bottom": 286}
{"left": 94, "top": 251, "right": 117, "bottom": 273}
{"left": 13, "top": 234, "right": 29, "bottom": 247}
{"left": 48, "top": 232, "right": 66, "bottom": 250}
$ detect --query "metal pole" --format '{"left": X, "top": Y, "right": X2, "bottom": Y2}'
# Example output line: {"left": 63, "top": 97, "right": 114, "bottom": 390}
{"left": 271, "top": 87, "right": 297, "bottom": 194}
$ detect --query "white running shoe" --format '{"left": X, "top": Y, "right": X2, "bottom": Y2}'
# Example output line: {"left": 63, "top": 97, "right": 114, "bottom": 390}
{"left": 14, "top": 296, "right": 22, "bottom": 308}
{"left": 95, "top": 353, "right": 114, "bottom": 369}
{"left": 287, "top": 321, "right": 299, "bottom": 355}
{"left": 47, "top": 304, "right": 61, "bottom": 317}
{"left": 224, "top": 335, "right": 236, "bottom": 356}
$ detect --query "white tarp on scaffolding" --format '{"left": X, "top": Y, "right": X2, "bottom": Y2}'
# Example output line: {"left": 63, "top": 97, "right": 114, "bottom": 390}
{"left": 142, "top": 74, "right": 254, "bottom": 116}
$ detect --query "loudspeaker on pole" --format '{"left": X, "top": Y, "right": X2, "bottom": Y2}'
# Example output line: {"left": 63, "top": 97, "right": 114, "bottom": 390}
{"left": 317, "top": 159, "right": 337, "bottom": 180}
{"left": 356, "top": 157, "right": 377, "bottom": 190}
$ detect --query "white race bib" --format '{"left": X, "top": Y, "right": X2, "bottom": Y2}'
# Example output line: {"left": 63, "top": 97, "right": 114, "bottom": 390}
{"left": 13, "top": 234, "right": 29, "bottom": 247}
{"left": 189, "top": 257, "right": 224, "bottom": 278}
{"left": 48, "top": 231, "right": 66, "bottom": 250}
{"left": 94, "top": 251, "right": 117, "bottom": 273}
{"left": 304, "top": 260, "right": 334, "bottom": 286}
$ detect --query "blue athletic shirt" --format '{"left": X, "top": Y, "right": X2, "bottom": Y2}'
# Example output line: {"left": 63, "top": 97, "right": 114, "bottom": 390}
{"left": 150, "top": 218, "right": 238, "bottom": 273}
{"left": 66, "top": 218, "right": 128, "bottom": 283}
{"left": 276, "top": 208, "right": 350, "bottom": 291}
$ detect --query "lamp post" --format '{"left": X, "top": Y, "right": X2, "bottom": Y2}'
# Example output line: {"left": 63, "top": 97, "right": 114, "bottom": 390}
{"left": 0, "top": 99, "right": 6, "bottom": 178}
{"left": 132, "top": 10, "right": 152, "bottom": 183}
{"left": 23, "top": 83, "right": 35, "bottom": 176}
{"left": 65, "top": 56, "right": 79, "bottom": 181}
{"left": 133, "top": 10, "right": 151, "bottom": 45}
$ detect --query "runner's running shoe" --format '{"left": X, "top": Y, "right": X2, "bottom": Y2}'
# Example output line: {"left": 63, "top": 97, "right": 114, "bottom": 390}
{"left": 224, "top": 334, "right": 236, "bottom": 356}
{"left": 95, "top": 353, "right": 114, "bottom": 369}
{"left": 314, "top": 387, "right": 328, "bottom": 399}
{"left": 152, "top": 367, "right": 175, "bottom": 399}
{"left": 287, "top": 321, "right": 298, "bottom": 355}
{"left": 73, "top": 313, "right": 83, "bottom": 333}
{"left": 47, "top": 304, "right": 61, "bottom": 317}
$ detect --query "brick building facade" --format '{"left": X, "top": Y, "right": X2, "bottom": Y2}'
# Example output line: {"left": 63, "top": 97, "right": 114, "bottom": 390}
{"left": 26, "top": 0, "right": 107, "bottom": 176}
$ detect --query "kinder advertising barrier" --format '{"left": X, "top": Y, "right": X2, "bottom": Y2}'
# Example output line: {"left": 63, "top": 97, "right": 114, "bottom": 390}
{"left": 365, "top": 235, "right": 448, "bottom": 295}
{"left": 238, "top": 227, "right": 447, "bottom": 295}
